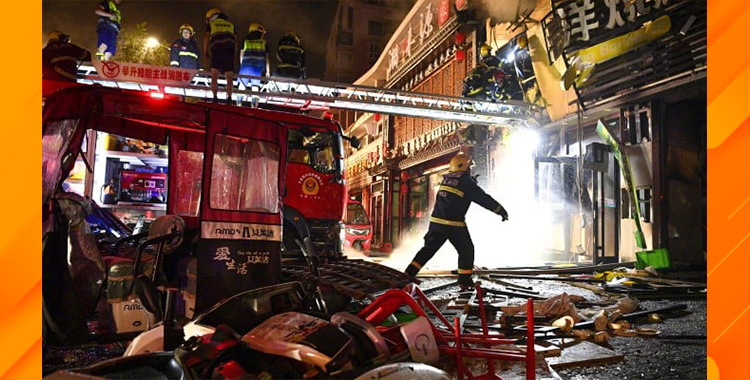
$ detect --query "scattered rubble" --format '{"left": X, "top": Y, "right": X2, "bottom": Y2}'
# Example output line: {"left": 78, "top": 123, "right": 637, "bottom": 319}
{"left": 43, "top": 263, "right": 706, "bottom": 380}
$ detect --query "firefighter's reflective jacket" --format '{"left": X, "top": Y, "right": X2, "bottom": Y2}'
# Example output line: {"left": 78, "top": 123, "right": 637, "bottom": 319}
{"left": 462, "top": 63, "right": 495, "bottom": 99}
{"left": 43, "top": 41, "right": 92, "bottom": 82}
{"left": 206, "top": 15, "right": 236, "bottom": 50}
{"left": 170, "top": 37, "right": 201, "bottom": 69}
{"left": 429, "top": 172, "right": 506, "bottom": 227}
{"left": 242, "top": 31, "right": 268, "bottom": 62}
{"left": 277, "top": 36, "right": 305, "bottom": 69}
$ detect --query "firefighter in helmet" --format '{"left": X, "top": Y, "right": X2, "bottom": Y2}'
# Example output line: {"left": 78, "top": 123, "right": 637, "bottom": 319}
{"left": 239, "top": 22, "right": 270, "bottom": 89}
{"left": 404, "top": 152, "right": 508, "bottom": 289}
{"left": 479, "top": 44, "right": 507, "bottom": 101}
{"left": 462, "top": 62, "right": 495, "bottom": 101}
{"left": 43, "top": 31, "right": 92, "bottom": 82}
{"left": 274, "top": 32, "right": 306, "bottom": 79}
{"left": 203, "top": 7, "right": 237, "bottom": 104}
{"left": 170, "top": 24, "right": 201, "bottom": 69}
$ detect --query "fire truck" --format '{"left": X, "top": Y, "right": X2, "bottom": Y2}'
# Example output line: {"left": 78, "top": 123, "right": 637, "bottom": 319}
{"left": 42, "top": 83, "right": 374, "bottom": 344}
{"left": 42, "top": 63, "right": 537, "bottom": 345}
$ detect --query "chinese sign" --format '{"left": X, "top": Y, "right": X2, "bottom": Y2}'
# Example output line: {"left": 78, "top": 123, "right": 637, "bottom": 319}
{"left": 196, "top": 236, "right": 281, "bottom": 313}
{"left": 543, "top": 0, "right": 704, "bottom": 107}
{"left": 93, "top": 60, "right": 197, "bottom": 87}
{"left": 201, "top": 221, "right": 282, "bottom": 241}
{"left": 547, "top": 0, "right": 677, "bottom": 59}
{"left": 346, "top": 143, "right": 382, "bottom": 178}
{"left": 571, "top": 15, "right": 671, "bottom": 87}
{"left": 213, "top": 246, "right": 271, "bottom": 276}
{"left": 387, "top": 0, "right": 451, "bottom": 79}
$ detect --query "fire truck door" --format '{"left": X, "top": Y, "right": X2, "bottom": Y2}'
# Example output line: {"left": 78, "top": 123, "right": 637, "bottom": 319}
{"left": 195, "top": 110, "right": 287, "bottom": 313}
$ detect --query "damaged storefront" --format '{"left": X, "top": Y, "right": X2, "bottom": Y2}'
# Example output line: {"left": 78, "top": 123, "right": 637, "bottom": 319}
{"left": 529, "top": 0, "right": 707, "bottom": 267}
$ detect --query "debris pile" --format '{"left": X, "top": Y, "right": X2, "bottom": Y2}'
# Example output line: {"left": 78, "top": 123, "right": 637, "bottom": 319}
{"left": 43, "top": 262, "right": 705, "bottom": 379}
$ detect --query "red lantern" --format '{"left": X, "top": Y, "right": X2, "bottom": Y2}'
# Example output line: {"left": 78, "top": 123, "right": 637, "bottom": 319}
{"left": 400, "top": 171, "right": 409, "bottom": 182}
{"left": 455, "top": 32, "right": 466, "bottom": 46}
{"left": 455, "top": 49, "right": 465, "bottom": 62}
{"left": 374, "top": 113, "right": 381, "bottom": 122}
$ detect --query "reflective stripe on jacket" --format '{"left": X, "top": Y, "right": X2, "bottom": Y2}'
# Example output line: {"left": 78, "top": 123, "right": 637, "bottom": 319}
{"left": 242, "top": 39, "right": 267, "bottom": 61}
{"left": 170, "top": 38, "right": 201, "bottom": 69}
{"left": 429, "top": 171, "right": 505, "bottom": 227}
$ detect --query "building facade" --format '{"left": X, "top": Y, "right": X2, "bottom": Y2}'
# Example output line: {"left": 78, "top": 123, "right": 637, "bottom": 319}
{"left": 324, "top": 0, "right": 413, "bottom": 83}
{"left": 343, "top": 0, "right": 706, "bottom": 269}
{"left": 343, "top": 0, "right": 484, "bottom": 252}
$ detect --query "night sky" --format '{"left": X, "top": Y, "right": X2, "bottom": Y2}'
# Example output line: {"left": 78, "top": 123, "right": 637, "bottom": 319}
{"left": 42, "top": 0, "right": 339, "bottom": 78}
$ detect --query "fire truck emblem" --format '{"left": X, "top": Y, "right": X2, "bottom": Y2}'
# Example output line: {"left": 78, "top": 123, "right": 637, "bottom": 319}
{"left": 302, "top": 177, "right": 319, "bottom": 195}
{"left": 101, "top": 61, "right": 121, "bottom": 78}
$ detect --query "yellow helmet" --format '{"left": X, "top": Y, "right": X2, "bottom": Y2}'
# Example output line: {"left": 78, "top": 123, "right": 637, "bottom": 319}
{"left": 249, "top": 22, "right": 266, "bottom": 34}
{"left": 205, "top": 8, "right": 221, "bottom": 19}
{"left": 517, "top": 35, "right": 528, "bottom": 49}
{"left": 48, "top": 30, "right": 70, "bottom": 43}
{"left": 179, "top": 23, "right": 194, "bottom": 35}
{"left": 449, "top": 153, "right": 473, "bottom": 173}
{"left": 284, "top": 32, "right": 301, "bottom": 45}
{"left": 480, "top": 44, "right": 492, "bottom": 57}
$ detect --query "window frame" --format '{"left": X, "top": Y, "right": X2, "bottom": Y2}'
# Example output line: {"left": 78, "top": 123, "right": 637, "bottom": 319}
{"left": 207, "top": 132, "right": 282, "bottom": 215}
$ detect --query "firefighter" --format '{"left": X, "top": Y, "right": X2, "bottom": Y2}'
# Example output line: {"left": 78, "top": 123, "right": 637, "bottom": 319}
{"left": 170, "top": 24, "right": 201, "bottom": 69}
{"left": 204, "top": 8, "right": 237, "bottom": 104}
{"left": 479, "top": 44, "right": 505, "bottom": 101}
{"left": 43, "top": 31, "right": 92, "bottom": 82}
{"left": 501, "top": 36, "right": 529, "bottom": 101}
{"left": 94, "top": 0, "right": 122, "bottom": 61}
{"left": 461, "top": 62, "right": 495, "bottom": 102}
{"left": 239, "top": 22, "right": 270, "bottom": 89}
{"left": 274, "top": 32, "right": 306, "bottom": 79}
{"left": 404, "top": 153, "right": 508, "bottom": 289}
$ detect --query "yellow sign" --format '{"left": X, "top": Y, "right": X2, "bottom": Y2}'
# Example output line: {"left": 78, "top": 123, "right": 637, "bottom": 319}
{"left": 302, "top": 177, "right": 319, "bottom": 195}
{"left": 577, "top": 16, "right": 671, "bottom": 65}
{"left": 563, "top": 15, "right": 672, "bottom": 89}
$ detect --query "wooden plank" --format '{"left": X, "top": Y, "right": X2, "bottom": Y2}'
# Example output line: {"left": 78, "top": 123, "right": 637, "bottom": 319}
{"left": 546, "top": 341, "right": 624, "bottom": 369}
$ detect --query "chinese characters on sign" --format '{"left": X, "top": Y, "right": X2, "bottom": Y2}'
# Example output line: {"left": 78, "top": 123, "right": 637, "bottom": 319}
{"left": 346, "top": 144, "right": 383, "bottom": 178}
{"left": 213, "top": 246, "right": 271, "bottom": 275}
{"left": 387, "top": 0, "right": 448, "bottom": 79}
{"left": 92, "top": 60, "right": 198, "bottom": 87}
{"left": 120, "top": 66, "right": 192, "bottom": 81}
{"left": 552, "top": 0, "right": 673, "bottom": 52}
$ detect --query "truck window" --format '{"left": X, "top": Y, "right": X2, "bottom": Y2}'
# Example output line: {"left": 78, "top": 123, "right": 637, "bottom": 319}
{"left": 346, "top": 203, "right": 370, "bottom": 225}
{"left": 210, "top": 134, "right": 280, "bottom": 213}
{"left": 288, "top": 129, "right": 341, "bottom": 174}
{"left": 43, "top": 119, "right": 78, "bottom": 203}
{"left": 173, "top": 150, "right": 204, "bottom": 217}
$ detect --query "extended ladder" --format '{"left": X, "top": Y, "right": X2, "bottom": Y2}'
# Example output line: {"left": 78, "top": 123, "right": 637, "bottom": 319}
{"left": 77, "top": 64, "right": 542, "bottom": 127}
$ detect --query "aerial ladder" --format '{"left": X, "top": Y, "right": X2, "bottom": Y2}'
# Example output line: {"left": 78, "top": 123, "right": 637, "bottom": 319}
{"left": 75, "top": 63, "right": 543, "bottom": 127}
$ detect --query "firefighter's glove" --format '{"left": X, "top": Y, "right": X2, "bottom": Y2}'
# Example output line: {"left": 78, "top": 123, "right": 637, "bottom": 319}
{"left": 499, "top": 208, "right": 509, "bottom": 222}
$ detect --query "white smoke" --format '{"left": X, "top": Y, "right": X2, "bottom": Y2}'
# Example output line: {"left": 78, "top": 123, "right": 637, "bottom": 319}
{"left": 378, "top": 128, "right": 577, "bottom": 273}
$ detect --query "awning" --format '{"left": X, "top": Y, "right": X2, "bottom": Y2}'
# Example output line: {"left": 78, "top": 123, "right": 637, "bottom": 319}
{"left": 398, "top": 134, "right": 460, "bottom": 170}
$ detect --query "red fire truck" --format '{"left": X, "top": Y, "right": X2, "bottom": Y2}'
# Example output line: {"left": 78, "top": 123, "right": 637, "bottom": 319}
{"left": 41, "top": 84, "right": 361, "bottom": 345}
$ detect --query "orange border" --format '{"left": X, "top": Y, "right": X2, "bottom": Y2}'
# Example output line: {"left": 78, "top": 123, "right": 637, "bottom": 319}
{"left": 4, "top": 0, "right": 43, "bottom": 378}
{"left": 708, "top": 1, "right": 750, "bottom": 380}
{"left": 27, "top": 2, "right": 733, "bottom": 379}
